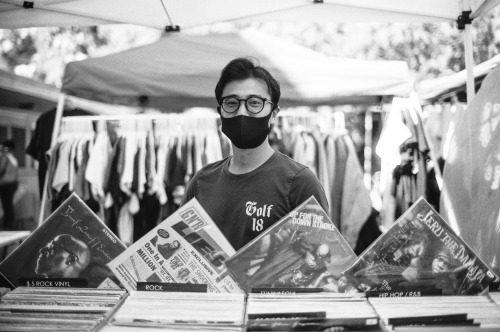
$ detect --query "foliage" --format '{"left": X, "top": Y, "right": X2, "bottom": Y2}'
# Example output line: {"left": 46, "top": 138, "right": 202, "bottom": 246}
{"left": 245, "top": 7, "right": 500, "bottom": 80}
{"left": 0, "top": 25, "right": 160, "bottom": 87}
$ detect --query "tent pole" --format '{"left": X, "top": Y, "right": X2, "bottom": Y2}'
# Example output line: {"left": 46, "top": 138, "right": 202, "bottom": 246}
{"left": 363, "top": 107, "right": 373, "bottom": 191}
{"left": 464, "top": 24, "right": 475, "bottom": 103}
{"left": 38, "top": 93, "right": 66, "bottom": 226}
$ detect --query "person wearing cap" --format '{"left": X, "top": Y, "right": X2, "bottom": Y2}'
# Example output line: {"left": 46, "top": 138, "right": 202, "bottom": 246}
{"left": 182, "top": 57, "right": 328, "bottom": 250}
{"left": 35, "top": 234, "right": 91, "bottom": 278}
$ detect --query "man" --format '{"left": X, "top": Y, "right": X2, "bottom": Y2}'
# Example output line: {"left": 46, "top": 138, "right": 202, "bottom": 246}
{"left": 35, "top": 234, "right": 91, "bottom": 278}
{"left": 272, "top": 242, "right": 332, "bottom": 288}
{"left": 183, "top": 57, "right": 328, "bottom": 250}
{"left": 157, "top": 240, "right": 181, "bottom": 260}
{"left": 432, "top": 249, "right": 457, "bottom": 274}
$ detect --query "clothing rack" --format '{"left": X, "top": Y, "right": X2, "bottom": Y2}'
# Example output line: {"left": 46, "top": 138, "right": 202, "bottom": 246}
{"left": 38, "top": 112, "right": 221, "bottom": 227}
{"left": 60, "top": 113, "right": 220, "bottom": 122}
{"left": 277, "top": 110, "right": 347, "bottom": 133}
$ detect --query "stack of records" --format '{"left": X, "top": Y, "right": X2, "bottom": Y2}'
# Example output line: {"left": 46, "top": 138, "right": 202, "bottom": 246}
{"left": 245, "top": 292, "right": 380, "bottom": 331}
{"left": 102, "top": 291, "right": 246, "bottom": 331}
{"left": 369, "top": 295, "right": 500, "bottom": 331}
{"left": 0, "top": 287, "right": 127, "bottom": 331}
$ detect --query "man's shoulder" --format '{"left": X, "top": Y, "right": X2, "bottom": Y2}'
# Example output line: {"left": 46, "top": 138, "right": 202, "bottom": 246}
{"left": 193, "top": 157, "right": 229, "bottom": 177}
{"left": 273, "top": 150, "right": 309, "bottom": 173}
{"left": 272, "top": 151, "right": 320, "bottom": 184}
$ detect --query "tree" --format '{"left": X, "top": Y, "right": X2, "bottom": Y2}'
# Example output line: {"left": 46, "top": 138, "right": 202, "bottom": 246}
{"left": 0, "top": 25, "right": 160, "bottom": 87}
{"left": 244, "top": 7, "right": 500, "bottom": 80}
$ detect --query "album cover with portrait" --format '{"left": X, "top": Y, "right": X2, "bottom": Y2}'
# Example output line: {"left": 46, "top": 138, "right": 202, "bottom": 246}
{"left": 343, "top": 197, "right": 498, "bottom": 295}
{"left": 225, "top": 196, "right": 358, "bottom": 294}
{"left": 0, "top": 193, "right": 126, "bottom": 289}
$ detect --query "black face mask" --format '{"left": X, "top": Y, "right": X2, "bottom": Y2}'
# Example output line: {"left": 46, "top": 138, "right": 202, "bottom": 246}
{"left": 220, "top": 112, "right": 274, "bottom": 149}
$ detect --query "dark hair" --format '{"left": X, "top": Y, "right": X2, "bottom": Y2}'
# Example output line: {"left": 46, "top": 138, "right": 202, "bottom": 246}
{"left": 2, "top": 140, "right": 15, "bottom": 150}
{"left": 215, "top": 57, "right": 281, "bottom": 106}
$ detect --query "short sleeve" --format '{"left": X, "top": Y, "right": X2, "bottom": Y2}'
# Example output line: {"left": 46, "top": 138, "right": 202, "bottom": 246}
{"left": 181, "top": 173, "right": 198, "bottom": 206}
{"left": 289, "top": 167, "right": 329, "bottom": 213}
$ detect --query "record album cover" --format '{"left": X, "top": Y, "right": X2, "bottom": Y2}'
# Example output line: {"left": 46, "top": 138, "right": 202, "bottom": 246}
{"left": 225, "top": 196, "right": 358, "bottom": 293}
{"left": 344, "top": 197, "right": 498, "bottom": 295}
{"left": 108, "top": 198, "right": 243, "bottom": 293}
{"left": 0, "top": 193, "right": 126, "bottom": 288}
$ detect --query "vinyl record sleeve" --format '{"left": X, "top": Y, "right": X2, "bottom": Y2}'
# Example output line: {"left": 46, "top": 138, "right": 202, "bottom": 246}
{"left": 0, "top": 193, "right": 126, "bottom": 289}
{"left": 344, "top": 197, "right": 498, "bottom": 295}
{"left": 107, "top": 198, "right": 243, "bottom": 293}
{"left": 225, "top": 196, "right": 357, "bottom": 293}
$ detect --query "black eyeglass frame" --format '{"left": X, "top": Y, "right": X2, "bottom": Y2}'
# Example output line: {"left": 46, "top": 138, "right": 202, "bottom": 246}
{"left": 219, "top": 95, "right": 277, "bottom": 114}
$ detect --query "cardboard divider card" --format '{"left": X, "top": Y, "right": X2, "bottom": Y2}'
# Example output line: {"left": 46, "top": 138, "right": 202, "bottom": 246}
{"left": 248, "top": 311, "right": 326, "bottom": 319}
{"left": 251, "top": 287, "right": 324, "bottom": 294}
{"left": 19, "top": 278, "right": 88, "bottom": 288}
{"left": 136, "top": 282, "right": 207, "bottom": 292}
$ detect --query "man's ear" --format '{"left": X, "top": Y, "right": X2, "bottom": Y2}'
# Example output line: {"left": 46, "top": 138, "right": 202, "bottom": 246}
{"left": 270, "top": 107, "right": 280, "bottom": 127}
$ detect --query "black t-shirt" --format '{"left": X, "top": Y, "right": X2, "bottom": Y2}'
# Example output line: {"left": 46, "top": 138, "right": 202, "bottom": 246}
{"left": 183, "top": 150, "right": 329, "bottom": 250}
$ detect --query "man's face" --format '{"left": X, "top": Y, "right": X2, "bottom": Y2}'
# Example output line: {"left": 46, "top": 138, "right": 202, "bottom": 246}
{"left": 432, "top": 256, "right": 450, "bottom": 274}
{"left": 292, "top": 270, "right": 304, "bottom": 282}
{"left": 338, "top": 276, "right": 348, "bottom": 288}
{"left": 304, "top": 251, "right": 317, "bottom": 268}
{"left": 404, "top": 241, "right": 425, "bottom": 258}
{"left": 315, "top": 245, "right": 329, "bottom": 266}
{"left": 220, "top": 78, "right": 273, "bottom": 119}
{"left": 35, "top": 239, "right": 72, "bottom": 277}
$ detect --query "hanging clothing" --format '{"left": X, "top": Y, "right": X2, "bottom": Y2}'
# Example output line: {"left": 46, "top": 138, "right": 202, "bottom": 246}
{"left": 339, "top": 135, "right": 373, "bottom": 249}
{"left": 26, "top": 108, "right": 91, "bottom": 195}
{"left": 46, "top": 115, "right": 222, "bottom": 244}
{"left": 86, "top": 130, "right": 112, "bottom": 202}
{"left": 0, "top": 150, "right": 19, "bottom": 230}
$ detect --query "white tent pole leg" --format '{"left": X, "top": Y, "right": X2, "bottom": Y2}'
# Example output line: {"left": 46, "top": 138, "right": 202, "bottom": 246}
{"left": 464, "top": 22, "right": 475, "bottom": 103}
{"left": 38, "top": 93, "right": 66, "bottom": 226}
{"left": 363, "top": 107, "right": 373, "bottom": 191}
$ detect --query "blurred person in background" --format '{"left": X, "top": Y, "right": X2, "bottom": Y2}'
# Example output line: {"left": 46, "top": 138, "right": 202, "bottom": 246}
{"left": 0, "top": 140, "right": 19, "bottom": 230}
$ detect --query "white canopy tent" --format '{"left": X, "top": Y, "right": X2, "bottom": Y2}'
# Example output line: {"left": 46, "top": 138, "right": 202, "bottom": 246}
{"left": 1, "top": 0, "right": 498, "bottom": 29}
{"left": 416, "top": 53, "right": 500, "bottom": 103}
{"left": 60, "top": 29, "right": 414, "bottom": 110}
{"left": 0, "top": 69, "right": 139, "bottom": 115}
{"left": 1, "top": 0, "right": 499, "bottom": 108}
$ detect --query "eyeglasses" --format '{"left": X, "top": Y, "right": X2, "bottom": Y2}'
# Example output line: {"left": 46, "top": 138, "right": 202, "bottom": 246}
{"left": 219, "top": 96, "right": 276, "bottom": 114}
